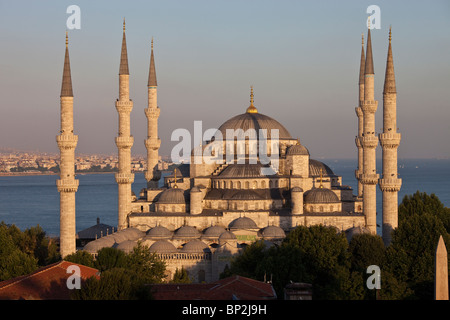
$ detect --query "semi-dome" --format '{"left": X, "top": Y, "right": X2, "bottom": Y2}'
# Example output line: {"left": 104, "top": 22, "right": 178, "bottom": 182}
{"left": 202, "top": 225, "right": 227, "bottom": 239}
{"left": 286, "top": 144, "right": 309, "bottom": 156}
{"left": 158, "top": 188, "right": 186, "bottom": 204}
{"left": 260, "top": 226, "right": 286, "bottom": 239}
{"left": 229, "top": 217, "right": 258, "bottom": 229}
{"left": 304, "top": 187, "right": 340, "bottom": 203}
{"left": 309, "top": 159, "right": 335, "bottom": 177}
{"left": 181, "top": 240, "right": 211, "bottom": 253}
{"left": 146, "top": 225, "right": 173, "bottom": 239}
{"left": 149, "top": 240, "right": 177, "bottom": 253}
{"left": 215, "top": 112, "right": 292, "bottom": 141}
{"left": 173, "top": 225, "right": 200, "bottom": 239}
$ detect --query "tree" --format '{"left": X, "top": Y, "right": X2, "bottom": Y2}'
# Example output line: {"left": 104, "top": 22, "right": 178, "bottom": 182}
{"left": 95, "top": 247, "right": 127, "bottom": 271}
{"left": 171, "top": 267, "right": 191, "bottom": 283}
{"left": 64, "top": 250, "right": 96, "bottom": 268}
{"left": 0, "top": 224, "right": 38, "bottom": 281}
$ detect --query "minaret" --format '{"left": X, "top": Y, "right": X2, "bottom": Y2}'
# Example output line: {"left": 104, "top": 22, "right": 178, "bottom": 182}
{"left": 115, "top": 19, "right": 134, "bottom": 230}
{"left": 360, "top": 23, "right": 379, "bottom": 234}
{"left": 144, "top": 38, "right": 161, "bottom": 189}
{"left": 379, "top": 27, "right": 401, "bottom": 245}
{"left": 57, "top": 32, "right": 79, "bottom": 258}
{"left": 355, "top": 33, "right": 365, "bottom": 198}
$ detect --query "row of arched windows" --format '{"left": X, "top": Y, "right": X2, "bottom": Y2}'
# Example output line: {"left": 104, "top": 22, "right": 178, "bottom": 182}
{"left": 212, "top": 179, "right": 286, "bottom": 189}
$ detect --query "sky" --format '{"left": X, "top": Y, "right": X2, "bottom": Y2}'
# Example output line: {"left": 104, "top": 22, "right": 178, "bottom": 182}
{"left": 0, "top": 0, "right": 449, "bottom": 160}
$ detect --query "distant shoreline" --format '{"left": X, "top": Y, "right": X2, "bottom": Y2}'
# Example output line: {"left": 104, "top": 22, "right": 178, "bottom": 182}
{"left": 0, "top": 171, "right": 116, "bottom": 177}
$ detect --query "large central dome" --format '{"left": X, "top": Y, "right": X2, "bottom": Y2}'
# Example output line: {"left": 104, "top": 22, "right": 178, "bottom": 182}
{"left": 216, "top": 112, "right": 292, "bottom": 140}
{"left": 214, "top": 87, "right": 293, "bottom": 141}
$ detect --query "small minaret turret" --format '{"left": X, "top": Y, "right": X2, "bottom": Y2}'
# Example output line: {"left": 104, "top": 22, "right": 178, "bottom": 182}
{"left": 144, "top": 38, "right": 161, "bottom": 189}
{"left": 379, "top": 27, "right": 401, "bottom": 245}
{"left": 57, "top": 32, "right": 79, "bottom": 257}
{"left": 355, "top": 33, "right": 365, "bottom": 198}
{"left": 115, "top": 19, "right": 134, "bottom": 230}
{"left": 360, "top": 23, "right": 379, "bottom": 234}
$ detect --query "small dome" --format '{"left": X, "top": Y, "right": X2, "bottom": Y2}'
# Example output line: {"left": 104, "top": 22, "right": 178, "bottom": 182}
{"left": 146, "top": 226, "right": 173, "bottom": 239}
{"left": 191, "top": 186, "right": 201, "bottom": 193}
{"left": 158, "top": 188, "right": 186, "bottom": 204}
{"left": 181, "top": 240, "right": 211, "bottom": 253}
{"left": 291, "top": 186, "right": 303, "bottom": 192}
{"left": 149, "top": 240, "right": 177, "bottom": 253}
{"left": 202, "top": 225, "right": 227, "bottom": 239}
{"left": 286, "top": 144, "right": 309, "bottom": 156}
{"left": 304, "top": 188, "right": 339, "bottom": 204}
{"left": 115, "top": 240, "right": 137, "bottom": 253}
{"left": 260, "top": 226, "right": 286, "bottom": 239}
{"left": 229, "top": 217, "right": 258, "bottom": 230}
{"left": 218, "top": 231, "right": 237, "bottom": 244}
{"left": 173, "top": 225, "right": 200, "bottom": 239}
{"left": 83, "top": 237, "right": 115, "bottom": 253}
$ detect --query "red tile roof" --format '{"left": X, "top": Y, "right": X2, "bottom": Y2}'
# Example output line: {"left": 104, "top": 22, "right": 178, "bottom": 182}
{"left": 150, "top": 275, "right": 277, "bottom": 300}
{"left": 0, "top": 261, "right": 99, "bottom": 300}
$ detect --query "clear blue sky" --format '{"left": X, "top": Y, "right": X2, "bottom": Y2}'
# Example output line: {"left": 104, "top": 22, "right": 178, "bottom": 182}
{"left": 0, "top": 0, "right": 449, "bottom": 159}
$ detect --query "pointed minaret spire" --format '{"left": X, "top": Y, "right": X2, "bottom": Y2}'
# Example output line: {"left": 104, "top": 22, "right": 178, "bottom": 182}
{"left": 383, "top": 26, "right": 396, "bottom": 94}
{"left": 148, "top": 37, "right": 157, "bottom": 86}
{"left": 61, "top": 31, "right": 73, "bottom": 97}
{"left": 365, "top": 24, "right": 374, "bottom": 75}
{"left": 359, "top": 33, "right": 366, "bottom": 85}
{"left": 119, "top": 18, "right": 129, "bottom": 75}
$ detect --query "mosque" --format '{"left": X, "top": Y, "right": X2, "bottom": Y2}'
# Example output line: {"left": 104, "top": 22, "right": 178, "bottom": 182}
{"left": 57, "top": 21, "right": 401, "bottom": 283}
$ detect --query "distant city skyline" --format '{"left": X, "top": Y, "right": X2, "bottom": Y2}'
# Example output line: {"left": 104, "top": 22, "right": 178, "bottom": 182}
{"left": 0, "top": 1, "right": 449, "bottom": 159}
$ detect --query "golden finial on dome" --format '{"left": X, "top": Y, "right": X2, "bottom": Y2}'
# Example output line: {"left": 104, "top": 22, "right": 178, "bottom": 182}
{"left": 246, "top": 86, "right": 258, "bottom": 114}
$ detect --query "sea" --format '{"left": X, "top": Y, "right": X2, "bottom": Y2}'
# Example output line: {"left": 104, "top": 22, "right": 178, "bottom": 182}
{"left": 0, "top": 159, "right": 449, "bottom": 237}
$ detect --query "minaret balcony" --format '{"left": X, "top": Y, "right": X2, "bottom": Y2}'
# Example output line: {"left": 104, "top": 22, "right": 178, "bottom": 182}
{"left": 56, "top": 178, "right": 79, "bottom": 193}
{"left": 145, "top": 107, "right": 160, "bottom": 119}
{"left": 355, "top": 169, "right": 362, "bottom": 180}
{"left": 361, "top": 136, "right": 379, "bottom": 148}
{"left": 355, "top": 107, "right": 363, "bottom": 117}
{"left": 115, "top": 136, "right": 134, "bottom": 149}
{"left": 115, "top": 173, "right": 135, "bottom": 184}
{"left": 379, "top": 177, "right": 402, "bottom": 192}
{"left": 355, "top": 136, "right": 362, "bottom": 148}
{"left": 361, "top": 100, "right": 378, "bottom": 113}
{"left": 57, "top": 134, "right": 78, "bottom": 149}
{"left": 379, "top": 132, "right": 401, "bottom": 148}
{"left": 115, "top": 100, "right": 133, "bottom": 113}
{"left": 145, "top": 138, "right": 161, "bottom": 150}
{"left": 360, "top": 173, "right": 379, "bottom": 185}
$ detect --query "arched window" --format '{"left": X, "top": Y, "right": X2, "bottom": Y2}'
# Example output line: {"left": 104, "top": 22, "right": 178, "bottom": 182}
{"left": 237, "top": 181, "right": 241, "bottom": 189}
{"left": 244, "top": 203, "right": 248, "bottom": 210}
{"left": 245, "top": 181, "right": 250, "bottom": 189}
{"left": 252, "top": 181, "right": 257, "bottom": 189}
{"left": 230, "top": 181, "right": 234, "bottom": 189}
{"left": 330, "top": 205, "right": 334, "bottom": 212}
{"left": 319, "top": 206, "right": 323, "bottom": 212}
{"left": 261, "top": 180, "right": 266, "bottom": 189}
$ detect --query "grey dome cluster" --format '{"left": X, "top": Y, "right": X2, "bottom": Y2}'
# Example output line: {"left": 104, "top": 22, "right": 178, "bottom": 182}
{"left": 83, "top": 227, "right": 145, "bottom": 254}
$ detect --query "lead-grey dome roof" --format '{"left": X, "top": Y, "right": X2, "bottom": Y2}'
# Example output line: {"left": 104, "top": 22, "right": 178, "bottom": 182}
{"left": 158, "top": 188, "right": 186, "bottom": 204}
{"left": 202, "top": 225, "right": 227, "bottom": 239}
{"left": 286, "top": 144, "right": 309, "bottom": 156}
{"left": 309, "top": 159, "right": 335, "bottom": 177}
{"left": 215, "top": 112, "right": 292, "bottom": 140}
{"left": 149, "top": 240, "right": 177, "bottom": 253}
{"left": 173, "top": 225, "right": 201, "bottom": 239}
{"left": 181, "top": 240, "right": 211, "bottom": 253}
{"left": 304, "top": 187, "right": 339, "bottom": 203}
{"left": 260, "top": 226, "right": 286, "bottom": 239}
{"left": 146, "top": 226, "right": 173, "bottom": 239}
{"left": 229, "top": 217, "right": 258, "bottom": 229}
